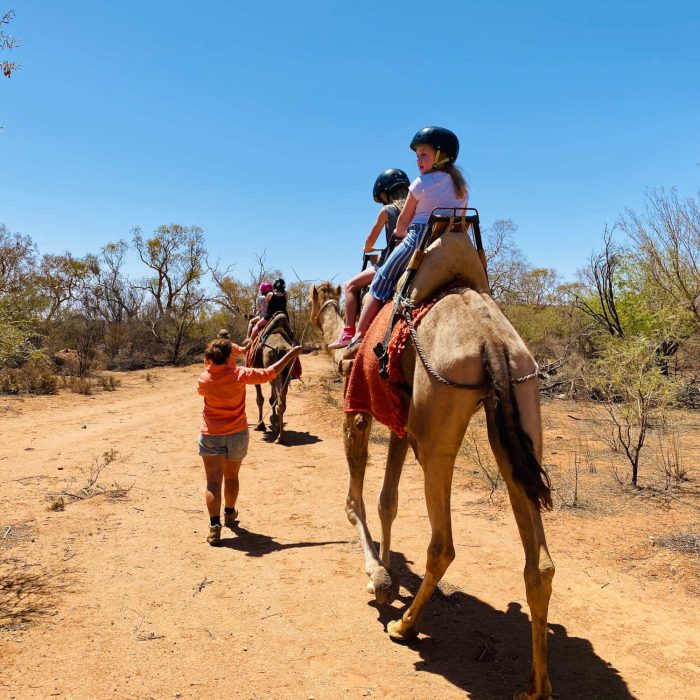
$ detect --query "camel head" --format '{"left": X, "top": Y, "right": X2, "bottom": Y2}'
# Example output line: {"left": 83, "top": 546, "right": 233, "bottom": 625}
{"left": 310, "top": 281, "right": 341, "bottom": 330}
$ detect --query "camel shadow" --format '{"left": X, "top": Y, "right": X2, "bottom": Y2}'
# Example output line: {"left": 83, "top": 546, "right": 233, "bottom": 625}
{"left": 220, "top": 522, "right": 346, "bottom": 558}
{"left": 260, "top": 429, "right": 321, "bottom": 446}
{"left": 370, "top": 551, "right": 635, "bottom": 700}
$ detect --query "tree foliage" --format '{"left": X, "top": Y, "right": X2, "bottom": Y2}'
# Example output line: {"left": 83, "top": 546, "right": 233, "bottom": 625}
{"left": 1, "top": 9, "right": 19, "bottom": 79}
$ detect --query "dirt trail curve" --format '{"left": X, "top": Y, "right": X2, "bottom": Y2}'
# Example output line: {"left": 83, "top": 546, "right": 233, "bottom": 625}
{"left": 1, "top": 353, "right": 698, "bottom": 699}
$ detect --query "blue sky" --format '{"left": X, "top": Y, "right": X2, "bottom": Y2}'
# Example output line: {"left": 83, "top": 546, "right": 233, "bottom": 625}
{"left": 1, "top": 0, "right": 699, "bottom": 287}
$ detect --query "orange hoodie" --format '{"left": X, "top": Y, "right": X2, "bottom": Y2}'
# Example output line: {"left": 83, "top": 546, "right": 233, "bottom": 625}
{"left": 197, "top": 361, "right": 276, "bottom": 435}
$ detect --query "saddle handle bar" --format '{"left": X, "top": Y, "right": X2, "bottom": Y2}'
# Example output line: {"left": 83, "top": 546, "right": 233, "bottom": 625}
{"left": 427, "top": 207, "right": 483, "bottom": 254}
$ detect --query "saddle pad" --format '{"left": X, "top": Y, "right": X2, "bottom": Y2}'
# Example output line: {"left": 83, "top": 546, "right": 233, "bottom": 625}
{"left": 343, "top": 302, "right": 407, "bottom": 436}
{"left": 343, "top": 285, "right": 460, "bottom": 437}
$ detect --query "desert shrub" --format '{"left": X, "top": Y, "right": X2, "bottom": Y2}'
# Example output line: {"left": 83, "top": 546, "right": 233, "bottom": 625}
{"left": 97, "top": 374, "right": 120, "bottom": 391}
{"left": 506, "top": 303, "right": 587, "bottom": 364}
{"left": 62, "top": 376, "right": 93, "bottom": 395}
{"left": 0, "top": 355, "right": 58, "bottom": 395}
{"left": 588, "top": 336, "right": 681, "bottom": 485}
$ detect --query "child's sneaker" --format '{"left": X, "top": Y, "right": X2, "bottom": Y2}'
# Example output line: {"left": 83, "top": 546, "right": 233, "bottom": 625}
{"left": 342, "top": 335, "right": 363, "bottom": 359}
{"left": 224, "top": 508, "right": 238, "bottom": 528}
{"left": 328, "top": 326, "right": 355, "bottom": 349}
{"left": 206, "top": 524, "right": 222, "bottom": 546}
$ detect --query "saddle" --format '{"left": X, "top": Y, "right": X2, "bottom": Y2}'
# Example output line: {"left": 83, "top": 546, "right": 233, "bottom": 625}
{"left": 246, "top": 312, "right": 296, "bottom": 368}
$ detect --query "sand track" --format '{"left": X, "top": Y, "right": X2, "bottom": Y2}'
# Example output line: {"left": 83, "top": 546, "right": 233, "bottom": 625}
{"left": 1, "top": 354, "right": 698, "bottom": 699}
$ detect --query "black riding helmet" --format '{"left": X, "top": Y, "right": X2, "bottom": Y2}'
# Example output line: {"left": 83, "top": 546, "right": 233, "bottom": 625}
{"left": 410, "top": 126, "right": 459, "bottom": 166}
{"left": 272, "top": 278, "right": 286, "bottom": 292}
{"left": 372, "top": 168, "right": 410, "bottom": 203}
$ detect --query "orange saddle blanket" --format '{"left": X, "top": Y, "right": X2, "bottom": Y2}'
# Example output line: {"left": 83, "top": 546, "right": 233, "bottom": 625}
{"left": 342, "top": 296, "right": 436, "bottom": 438}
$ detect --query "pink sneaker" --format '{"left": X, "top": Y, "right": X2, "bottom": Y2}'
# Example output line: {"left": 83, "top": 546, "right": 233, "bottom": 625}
{"left": 328, "top": 326, "right": 355, "bottom": 349}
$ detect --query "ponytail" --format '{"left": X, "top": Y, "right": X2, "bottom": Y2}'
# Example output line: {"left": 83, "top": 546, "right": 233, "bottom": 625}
{"left": 443, "top": 163, "right": 468, "bottom": 200}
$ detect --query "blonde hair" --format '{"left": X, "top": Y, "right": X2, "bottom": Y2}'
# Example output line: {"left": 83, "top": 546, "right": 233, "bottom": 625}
{"left": 384, "top": 185, "right": 409, "bottom": 211}
{"left": 422, "top": 143, "right": 468, "bottom": 200}
{"left": 443, "top": 163, "right": 468, "bottom": 200}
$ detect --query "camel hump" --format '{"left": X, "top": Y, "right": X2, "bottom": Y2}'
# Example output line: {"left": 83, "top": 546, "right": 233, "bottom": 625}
{"left": 401, "top": 228, "right": 490, "bottom": 305}
{"left": 264, "top": 312, "right": 295, "bottom": 342}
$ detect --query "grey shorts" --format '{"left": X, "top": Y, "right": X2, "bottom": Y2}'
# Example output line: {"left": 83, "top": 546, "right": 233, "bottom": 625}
{"left": 198, "top": 429, "right": 250, "bottom": 461}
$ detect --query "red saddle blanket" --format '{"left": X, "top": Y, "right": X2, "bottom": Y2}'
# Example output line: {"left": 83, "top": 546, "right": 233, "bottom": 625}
{"left": 342, "top": 296, "right": 436, "bottom": 438}
{"left": 245, "top": 336, "right": 302, "bottom": 379}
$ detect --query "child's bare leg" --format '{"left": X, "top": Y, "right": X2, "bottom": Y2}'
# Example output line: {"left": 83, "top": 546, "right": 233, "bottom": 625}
{"left": 246, "top": 316, "right": 260, "bottom": 338}
{"left": 202, "top": 455, "right": 225, "bottom": 516}
{"left": 345, "top": 268, "right": 375, "bottom": 329}
{"left": 249, "top": 318, "right": 267, "bottom": 342}
{"left": 356, "top": 294, "right": 382, "bottom": 337}
{"left": 223, "top": 458, "right": 242, "bottom": 511}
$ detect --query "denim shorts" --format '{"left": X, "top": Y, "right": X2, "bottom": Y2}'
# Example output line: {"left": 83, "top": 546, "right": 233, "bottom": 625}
{"left": 198, "top": 429, "right": 250, "bottom": 461}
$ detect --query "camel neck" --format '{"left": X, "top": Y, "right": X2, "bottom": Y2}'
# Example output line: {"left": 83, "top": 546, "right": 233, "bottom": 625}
{"left": 318, "top": 304, "right": 345, "bottom": 359}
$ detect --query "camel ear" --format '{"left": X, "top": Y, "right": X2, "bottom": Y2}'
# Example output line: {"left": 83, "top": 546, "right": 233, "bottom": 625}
{"left": 311, "top": 285, "right": 319, "bottom": 305}
{"left": 335, "top": 284, "right": 342, "bottom": 298}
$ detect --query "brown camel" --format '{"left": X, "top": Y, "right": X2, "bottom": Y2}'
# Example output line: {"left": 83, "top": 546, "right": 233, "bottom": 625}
{"left": 310, "top": 280, "right": 555, "bottom": 700}
{"left": 250, "top": 314, "right": 296, "bottom": 445}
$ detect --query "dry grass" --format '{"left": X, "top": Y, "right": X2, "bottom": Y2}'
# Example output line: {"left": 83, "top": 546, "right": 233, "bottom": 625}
{"left": 0, "top": 556, "right": 71, "bottom": 631}
{"left": 46, "top": 449, "right": 133, "bottom": 508}
{"left": 652, "top": 529, "right": 700, "bottom": 556}
{"left": 0, "top": 358, "right": 59, "bottom": 395}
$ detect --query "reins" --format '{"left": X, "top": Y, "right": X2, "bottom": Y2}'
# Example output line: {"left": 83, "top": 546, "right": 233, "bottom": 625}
{"left": 312, "top": 298, "right": 341, "bottom": 328}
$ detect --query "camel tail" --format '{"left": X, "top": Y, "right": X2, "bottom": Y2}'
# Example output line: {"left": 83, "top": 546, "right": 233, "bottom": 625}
{"left": 483, "top": 341, "right": 553, "bottom": 511}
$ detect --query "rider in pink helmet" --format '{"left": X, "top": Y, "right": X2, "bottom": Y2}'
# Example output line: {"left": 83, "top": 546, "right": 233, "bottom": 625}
{"left": 246, "top": 282, "right": 274, "bottom": 339}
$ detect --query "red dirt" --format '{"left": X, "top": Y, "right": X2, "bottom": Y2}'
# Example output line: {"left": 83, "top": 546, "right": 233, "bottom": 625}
{"left": 1, "top": 353, "right": 699, "bottom": 699}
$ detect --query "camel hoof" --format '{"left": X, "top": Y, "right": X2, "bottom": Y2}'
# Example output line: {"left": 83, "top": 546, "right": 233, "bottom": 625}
{"left": 255, "top": 423, "right": 266, "bottom": 431}
{"left": 387, "top": 619, "right": 418, "bottom": 643}
{"left": 371, "top": 567, "right": 397, "bottom": 604}
{"left": 513, "top": 683, "right": 552, "bottom": 700}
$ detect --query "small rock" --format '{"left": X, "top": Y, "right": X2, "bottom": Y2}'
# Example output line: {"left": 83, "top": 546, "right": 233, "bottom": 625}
{"left": 81, "top": 425, "right": 87, "bottom": 429}
{"left": 243, "top": 646, "right": 248, "bottom": 651}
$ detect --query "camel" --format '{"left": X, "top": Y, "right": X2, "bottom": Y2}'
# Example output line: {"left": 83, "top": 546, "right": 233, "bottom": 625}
{"left": 310, "top": 280, "right": 555, "bottom": 700}
{"left": 250, "top": 314, "right": 297, "bottom": 445}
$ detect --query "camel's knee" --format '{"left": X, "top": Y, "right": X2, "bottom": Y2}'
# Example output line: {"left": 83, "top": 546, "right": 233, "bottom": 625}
{"left": 524, "top": 560, "right": 555, "bottom": 601}
{"left": 427, "top": 541, "right": 455, "bottom": 573}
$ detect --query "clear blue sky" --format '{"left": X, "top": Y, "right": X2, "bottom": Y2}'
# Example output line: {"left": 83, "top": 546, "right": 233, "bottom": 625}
{"left": 1, "top": 0, "right": 699, "bottom": 286}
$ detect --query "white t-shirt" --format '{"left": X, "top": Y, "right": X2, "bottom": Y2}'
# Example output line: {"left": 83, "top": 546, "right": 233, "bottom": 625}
{"left": 408, "top": 171, "right": 469, "bottom": 225}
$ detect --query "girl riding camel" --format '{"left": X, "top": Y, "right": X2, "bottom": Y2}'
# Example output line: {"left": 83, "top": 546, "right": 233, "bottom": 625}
{"left": 328, "top": 168, "right": 410, "bottom": 349}
{"left": 246, "top": 281, "right": 273, "bottom": 338}
{"left": 343, "top": 126, "right": 468, "bottom": 357}
{"left": 248, "top": 278, "right": 288, "bottom": 343}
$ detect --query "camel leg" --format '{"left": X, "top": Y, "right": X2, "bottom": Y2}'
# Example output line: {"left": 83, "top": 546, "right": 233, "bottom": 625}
{"left": 369, "top": 432, "right": 409, "bottom": 603}
{"left": 255, "top": 385, "right": 265, "bottom": 431}
{"left": 387, "top": 444, "right": 456, "bottom": 641}
{"left": 343, "top": 412, "right": 387, "bottom": 593}
{"left": 387, "top": 377, "right": 481, "bottom": 641}
{"left": 275, "top": 380, "right": 287, "bottom": 445}
{"left": 485, "top": 386, "right": 554, "bottom": 700}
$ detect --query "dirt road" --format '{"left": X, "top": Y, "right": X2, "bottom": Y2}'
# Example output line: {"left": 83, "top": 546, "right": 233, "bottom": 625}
{"left": 1, "top": 353, "right": 698, "bottom": 699}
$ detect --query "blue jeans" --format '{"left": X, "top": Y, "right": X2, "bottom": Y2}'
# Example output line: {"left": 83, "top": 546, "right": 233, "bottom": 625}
{"left": 369, "top": 224, "right": 429, "bottom": 301}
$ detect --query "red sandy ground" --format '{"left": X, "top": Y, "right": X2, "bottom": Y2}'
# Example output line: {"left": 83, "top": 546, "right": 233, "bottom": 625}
{"left": 1, "top": 353, "right": 699, "bottom": 699}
